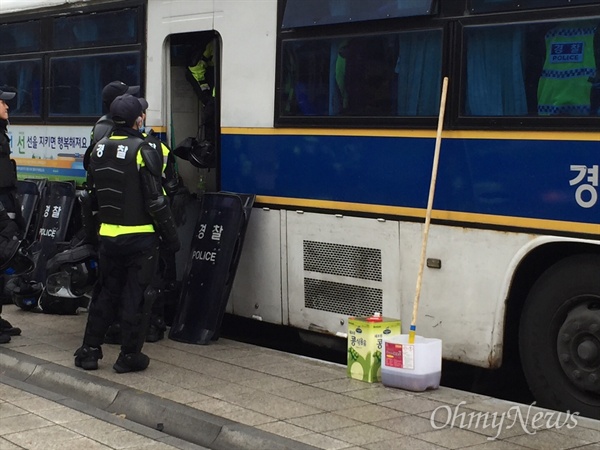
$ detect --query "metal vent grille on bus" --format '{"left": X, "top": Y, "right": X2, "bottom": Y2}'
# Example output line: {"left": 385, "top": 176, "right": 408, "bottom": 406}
{"left": 303, "top": 241, "right": 382, "bottom": 281}
{"left": 303, "top": 240, "right": 383, "bottom": 317}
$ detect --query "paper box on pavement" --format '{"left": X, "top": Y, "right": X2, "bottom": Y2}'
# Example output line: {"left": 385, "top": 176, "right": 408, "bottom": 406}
{"left": 347, "top": 313, "right": 401, "bottom": 382}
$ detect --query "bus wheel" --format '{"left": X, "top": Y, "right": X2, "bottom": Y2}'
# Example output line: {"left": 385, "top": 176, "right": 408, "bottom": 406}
{"left": 519, "top": 254, "right": 600, "bottom": 419}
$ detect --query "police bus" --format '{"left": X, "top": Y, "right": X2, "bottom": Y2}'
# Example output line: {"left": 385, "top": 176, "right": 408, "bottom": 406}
{"left": 2, "top": 0, "right": 600, "bottom": 418}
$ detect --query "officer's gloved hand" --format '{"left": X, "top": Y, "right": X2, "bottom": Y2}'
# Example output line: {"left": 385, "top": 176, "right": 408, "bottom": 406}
{"left": 161, "top": 234, "right": 181, "bottom": 254}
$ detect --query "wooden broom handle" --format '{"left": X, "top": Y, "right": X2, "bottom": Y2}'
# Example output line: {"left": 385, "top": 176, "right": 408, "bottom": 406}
{"left": 409, "top": 77, "right": 449, "bottom": 343}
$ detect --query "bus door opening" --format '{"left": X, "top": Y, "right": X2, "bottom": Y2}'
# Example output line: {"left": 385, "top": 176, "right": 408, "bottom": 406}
{"left": 169, "top": 31, "right": 220, "bottom": 194}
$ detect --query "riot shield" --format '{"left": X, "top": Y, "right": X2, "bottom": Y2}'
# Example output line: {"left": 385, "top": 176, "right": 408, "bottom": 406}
{"left": 169, "top": 192, "right": 255, "bottom": 345}
{"left": 29, "top": 181, "right": 76, "bottom": 284}
{"left": 16, "top": 180, "right": 41, "bottom": 239}
{"left": 24, "top": 178, "right": 48, "bottom": 243}
{"left": 163, "top": 194, "right": 201, "bottom": 326}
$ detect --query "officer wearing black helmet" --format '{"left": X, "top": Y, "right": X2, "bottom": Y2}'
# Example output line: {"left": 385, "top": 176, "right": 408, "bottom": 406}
{"left": 0, "top": 87, "right": 23, "bottom": 342}
{"left": 102, "top": 97, "right": 186, "bottom": 344}
{"left": 75, "top": 94, "right": 180, "bottom": 373}
{"left": 83, "top": 80, "right": 140, "bottom": 171}
{"left": 0, "top": 88, "right": 23, "bottom": 229}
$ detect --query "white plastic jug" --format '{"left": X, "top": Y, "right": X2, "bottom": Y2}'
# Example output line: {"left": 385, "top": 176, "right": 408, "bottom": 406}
{"left": 381, "top": 334, "right": 442, "bottom": 391}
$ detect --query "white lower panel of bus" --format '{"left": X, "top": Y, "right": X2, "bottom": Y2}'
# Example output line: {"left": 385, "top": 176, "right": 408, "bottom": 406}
{"left": 228, "top": 208, "right": 285, "bottom": 324}
{"left": 229, "top": 208, "right": 535, "bottom": 368}
{"left": 285, "top": 211, "right": 401, "bottom": 332}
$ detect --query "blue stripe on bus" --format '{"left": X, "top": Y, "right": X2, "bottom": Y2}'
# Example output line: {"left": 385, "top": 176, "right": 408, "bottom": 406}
{"left": 221, "top": 133, "right": 599, "bottom": 225}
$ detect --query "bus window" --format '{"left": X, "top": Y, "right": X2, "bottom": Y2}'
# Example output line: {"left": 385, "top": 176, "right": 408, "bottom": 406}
{"left": 280, "top": 29, "right": 442, "bottom": 118}
{"left": 49, "top": 52, "right": 140, "bottom": 117}
{"left": 53, "top": 9, "right": 138, "bottom": 50}
{"left": 0, "top": 59, "right": 41, "bottom": 117}
{"left": 0, "top": 21, "right": 40, "bottom": 55}
{"left": 281, "top": 38, "right": 336, "bottom": 116}
{"left": 463, "top": 17, "right": 600, "bottom": 117}
{"left": 469, "top": 0, "right": 600, "bottom": 14}
{"left": 282, "top": 0, "right": 435, "bottom": 28}
{"left": 0, "top": 2, "right": 144, "bottom": 123}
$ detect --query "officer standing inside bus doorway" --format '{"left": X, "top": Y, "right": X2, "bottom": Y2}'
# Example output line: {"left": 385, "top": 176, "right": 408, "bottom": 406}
{"left": 74, "top": 94, "right": 180, "bottom": 373}
{"left": 186, "top": 39, "right": 216, "bottom": 149}
{"left": 0, "top": 87, "right": 23, "bottom": 341}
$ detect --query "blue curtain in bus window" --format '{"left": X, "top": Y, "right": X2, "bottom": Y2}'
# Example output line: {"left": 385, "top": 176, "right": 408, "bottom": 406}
{"left": 396, "top": 30, "right": 442, "bottom": 116}
{"left": 79, "top": 60, "right": 102, "bottom": 115}
{"left": 465, "top": 26, "right": 527, "bottom": 116}
{"left": 0, "top": 60, "right": 41, "bottom": 117}
{"left": 282, "top": 0, "right": 434, "bottom": 28}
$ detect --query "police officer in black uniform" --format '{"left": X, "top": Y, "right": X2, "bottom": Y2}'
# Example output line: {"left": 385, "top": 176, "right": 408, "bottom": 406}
{"left": 138, "top": 98, "right": 185, "bottom": 342}
{"left": 102, "top": 98, "right": 185, "bottom": 344}
{"left": 74, "top": 94, "right": 180, "bottom": 373}
{"left": 0, "top": 87, "right": 22, "bottom": 341}
{"left": 81, "top": 81, "right": 139, "bottom": 345}
{"left": 0, "top": 201, "right": 23, "bottom": 344}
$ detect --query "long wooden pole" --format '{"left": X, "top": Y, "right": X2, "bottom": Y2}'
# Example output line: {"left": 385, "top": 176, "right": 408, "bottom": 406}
{"left": 409, "top": 77, "right": 449, "bottom": 344}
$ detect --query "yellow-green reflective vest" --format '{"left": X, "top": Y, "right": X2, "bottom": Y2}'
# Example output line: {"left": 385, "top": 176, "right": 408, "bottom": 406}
{"left": 97, "top": 137, "right": 155, "bottom": 237}
{"left": 538, "top": 21, "right": 597, "bottom": 116}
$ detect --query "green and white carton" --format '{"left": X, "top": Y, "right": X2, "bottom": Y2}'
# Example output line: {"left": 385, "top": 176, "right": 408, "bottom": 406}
{"left": 347, "top": 313, "right": 401, "bottom": 382}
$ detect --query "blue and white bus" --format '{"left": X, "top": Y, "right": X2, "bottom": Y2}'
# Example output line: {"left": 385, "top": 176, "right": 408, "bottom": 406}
{"left": 2, "top": 0, "right": 600, "bottom": 418}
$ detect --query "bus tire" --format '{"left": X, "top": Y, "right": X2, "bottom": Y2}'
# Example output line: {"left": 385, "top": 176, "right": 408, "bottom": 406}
{"left": 519, "top": 254, "right": 600, "bottom": 419}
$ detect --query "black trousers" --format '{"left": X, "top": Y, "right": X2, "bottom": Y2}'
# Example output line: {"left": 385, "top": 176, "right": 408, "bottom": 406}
{"left": 83, "top": 233, "right": 159, "bottom": 354}
{"left": 0, "top": 191, "right": 23, "bottom": 314}
{"left": 150, "top": 246, "right": 177, "bottom": 321}
{"left": 0, "top": 190, "right": 24, "bottom": 236}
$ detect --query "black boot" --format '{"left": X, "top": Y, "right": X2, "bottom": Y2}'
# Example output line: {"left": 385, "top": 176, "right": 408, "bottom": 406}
{"left": 0, "top": 333, "right": 10, "bottom": 344}
{"left": 74, "top": 344, "right": 103, "bottom": 370}
{"left": 113, "top": 352, "right": 149, "bottom": 373}
{"left": 146, "top": 316, "right": 166, "bottom": 343}
{"left": 0, "top": 317, "right": 21, "bottom": 336}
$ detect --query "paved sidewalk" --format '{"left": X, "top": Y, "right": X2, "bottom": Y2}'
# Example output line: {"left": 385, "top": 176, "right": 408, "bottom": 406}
{"left": 1, "top": 305, "right": 600, "bottom": 450}
{"left": 0, "top": 375, "right": 208, "bottom": 450}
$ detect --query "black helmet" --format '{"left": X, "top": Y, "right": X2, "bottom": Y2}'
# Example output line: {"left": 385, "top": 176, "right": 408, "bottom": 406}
{"left": 39, "top": 287, "right": 85, "bottom": 315}
{"left": 40, "top": 245, "right": 97, "bottom": 315}
{"left": 189, "top": 139, "right": 215, "bottom": 168}
{"left": 174, "top": 137, "right": 215, "bottom": 168}
{"left": 45, "top": 244, "right": 97, "bottom": 297}
{"left": 45, "top": 263, "right": 97, "bottom": 298}
{"left": 9, "top": 278, "right": 43, "bottom": 311}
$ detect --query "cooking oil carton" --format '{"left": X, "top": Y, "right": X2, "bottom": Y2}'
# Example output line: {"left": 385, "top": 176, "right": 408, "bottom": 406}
{"left": 347, "top": 313, "right": 401, "bottom": 382}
